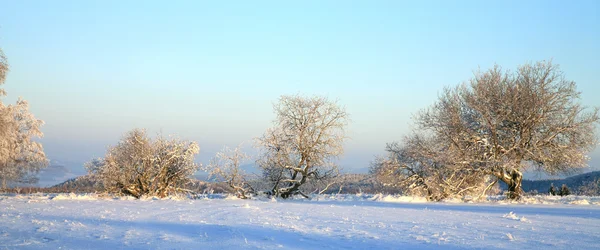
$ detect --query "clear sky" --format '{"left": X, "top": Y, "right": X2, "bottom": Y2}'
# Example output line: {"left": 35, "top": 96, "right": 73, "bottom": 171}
{"left": 1, "top": 0, "right": 599, "bottom": 175}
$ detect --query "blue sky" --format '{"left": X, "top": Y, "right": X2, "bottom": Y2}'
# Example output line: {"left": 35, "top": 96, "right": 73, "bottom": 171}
{"left": 1, "top": 0, "right": 599, "bottom": 175}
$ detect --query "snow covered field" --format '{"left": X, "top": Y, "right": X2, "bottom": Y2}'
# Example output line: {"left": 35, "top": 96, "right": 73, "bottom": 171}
{"left": 1, "top": 194, "right": 599, "bottom": 249}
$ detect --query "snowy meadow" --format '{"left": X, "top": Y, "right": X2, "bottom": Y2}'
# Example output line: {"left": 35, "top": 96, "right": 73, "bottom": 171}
{"left": 1, "top": 194, "right": 599, "bottom": 250}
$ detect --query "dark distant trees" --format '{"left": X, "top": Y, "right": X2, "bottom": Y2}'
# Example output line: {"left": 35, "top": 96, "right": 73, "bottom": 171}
{"left": 0, "top": 48, "right": 48, "bottom": 189}
{"left": 559, "top": 184, "right": 570, "bottom": 196}
{"left": 372, "top": 61, "right": 599, "bottom": 200}
{"left": 256, "top": 95, "right": 349, "bottom": 198}
{"left": 549, "top": 183, "right": 556, "bottom": 195}
{"left": 86, "top": 129, "right": 200, "bottom": 198}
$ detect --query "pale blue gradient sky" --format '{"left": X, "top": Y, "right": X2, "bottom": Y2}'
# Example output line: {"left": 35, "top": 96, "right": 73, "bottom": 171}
{"left": 1, "top": 0, "right": 599, "bottom": 174}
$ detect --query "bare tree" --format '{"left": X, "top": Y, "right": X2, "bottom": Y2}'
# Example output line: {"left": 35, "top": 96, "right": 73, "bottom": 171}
{"left": 86, "top": 129, "right": 200, "bottom": 198}
{"left": 0, "top": 48, "right": 48, "bottom": 189}
{"left": 205, "top": 145, "right": 254, "bottom": 199}
{"left": 411, "top": 61, "right": 598, "bottom": 199}
{"left": 578, "top": 178, "right": 600, "bottom": 196}
{"left": 256, "top": 95, "right": 349, "bottom": 198}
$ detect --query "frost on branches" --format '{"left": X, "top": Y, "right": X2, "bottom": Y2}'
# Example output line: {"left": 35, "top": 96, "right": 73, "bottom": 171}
{"left": 256, "top": 95, "right": 349, "bottom": 198}
{"left": 371, "top": 135, "right": 489, "bottom": 201}
{"left": 0, "top": 49, "right": 48, "bottom": 189}
{"left": 373, "top": 61, "right": 599, "bottom": 200}
{"left": 86, "top": 129, "right": 200, "bottom": 198}
{"left": 205, "top": 145, "right": 254, "bottom": 199}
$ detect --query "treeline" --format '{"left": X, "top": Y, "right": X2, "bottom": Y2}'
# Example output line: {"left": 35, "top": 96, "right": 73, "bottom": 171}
{"left": 1, "top": 45, "right": 599, "bottom": 201}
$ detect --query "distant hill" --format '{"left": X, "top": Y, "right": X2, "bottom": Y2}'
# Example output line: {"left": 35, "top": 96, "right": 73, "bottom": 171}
{"left": 47, "top": 171, "right": 600, "bottom": 196}
{"left": 50, "top": 175, "right": 99, "bottom": 192}
{"left": 36, "top": 164, "right": 82, "bottom": 187}
{"left": 336, "top": 172, "right": 600, "bottom": 195}
{"left": 518, "top": 171, "right": 600, "bottom": 194}
{"left": 51, "top": 175, "right": 230, "bottom": 194}
{"left": 49, "top": 173, "right": 382, "bottom": 195}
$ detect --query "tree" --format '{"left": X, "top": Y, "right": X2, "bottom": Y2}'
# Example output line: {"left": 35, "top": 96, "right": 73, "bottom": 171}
{"left": 86, "top": 129, "right": 200, "bottom": 198}
{"left": 559, "top": 184, "right": 570, "bottom": 196}
{"left": 205, "top": 145, "right": 254, "bottom": 199}
{"left": 578, "top": 178, "right": 600, "bottom": 196}
{"left": 0, "top": 49, "right": 48, "bottom": 189}
{"left": 256, "top": 95, "right": 349, "bottom": 198}
{"left": 549, "top": 183, "right": 556, "bottom": 196}
{"left": 411, "top": 61, "right": 598, "bottom": 199}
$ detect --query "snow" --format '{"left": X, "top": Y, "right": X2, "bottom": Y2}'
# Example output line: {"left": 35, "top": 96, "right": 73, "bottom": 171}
{"left": 1, "top": 194, "right": 599, "bottom": 249}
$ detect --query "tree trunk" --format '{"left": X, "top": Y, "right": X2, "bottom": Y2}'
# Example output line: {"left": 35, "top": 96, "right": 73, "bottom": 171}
{"left": 496, "top": 168, "right": 523, "bottom": 200}
{"left": 508, "top": 169, "right": 523, "bottom": 199}
{"left": 280, "top": 174, "right": 308, "bottom": 199}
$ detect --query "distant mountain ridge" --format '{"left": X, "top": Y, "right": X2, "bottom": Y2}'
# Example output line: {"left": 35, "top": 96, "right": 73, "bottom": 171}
{"left": 36, "top": 164, "right": 81, "bottom": 187}
{"left": 520, "top": 171, "right": 600, "bottom": 194}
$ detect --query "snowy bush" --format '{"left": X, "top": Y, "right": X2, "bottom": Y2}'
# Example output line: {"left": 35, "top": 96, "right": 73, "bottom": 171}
{"left": 86, "top": 129, "right": 200, "bottom": 198}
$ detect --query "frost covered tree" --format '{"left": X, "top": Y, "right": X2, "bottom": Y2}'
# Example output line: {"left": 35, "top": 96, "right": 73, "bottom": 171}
{"left": 578, "top": 178, "right": 600, "bottom": 196}
{"left": 205, "top": 145, "right": 254, "bottom": 199}
{"left": 86, "top": 129, "right": 200, "bottom": 198}
{"left": 383, "top": 61, "right": 598, "bottom": 200}
{"left": 256, "top": 95, "right": 349, "bottom": 198}
{"left": 0, "top": 49, "right": 48, "bottom": 189}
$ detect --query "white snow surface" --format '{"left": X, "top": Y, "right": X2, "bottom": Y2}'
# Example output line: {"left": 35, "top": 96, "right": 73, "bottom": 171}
{"left": 1, "top": 193, "right": 599, "bottom": 249}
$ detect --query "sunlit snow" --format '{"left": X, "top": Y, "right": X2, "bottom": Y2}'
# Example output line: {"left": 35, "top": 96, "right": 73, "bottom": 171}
{"left": 1, "top": 194, "right": 598, "bottom": 249}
